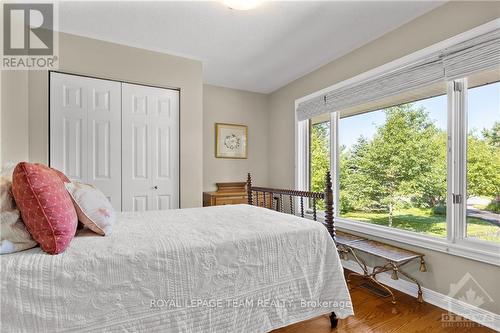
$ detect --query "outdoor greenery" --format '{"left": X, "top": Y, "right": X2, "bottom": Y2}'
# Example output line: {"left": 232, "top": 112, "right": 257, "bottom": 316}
{"left": 310, "top": 104, "right": 500, "bottom": 242}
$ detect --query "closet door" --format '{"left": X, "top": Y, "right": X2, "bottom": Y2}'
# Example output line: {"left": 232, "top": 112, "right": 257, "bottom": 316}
{"left": 50, "top": 72, "right": 122, "bottom": 210}
{"left": 121, "top": 83, "right": 179, "bottom": 211}
{"left": 86, "top": 79, "right": 122, "bottom": 209}
{"left": 50, "top": 73, "right": 88, "bottom": 183}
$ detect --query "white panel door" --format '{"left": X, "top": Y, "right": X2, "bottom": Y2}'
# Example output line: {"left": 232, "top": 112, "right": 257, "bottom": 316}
{"left": 86, "top": 80, "right": 122, "bottom": 209}
{"left": 150, "top": 86, "right": 179, "bottom": 210}
{"left": 50, "top": 73, "right": 88, "bottom": 183}
{"left": 50, "top": 72, "right": 122, "bottom": 210}
{"left": 122, "top": 83, "right": 179, "bottom": 211}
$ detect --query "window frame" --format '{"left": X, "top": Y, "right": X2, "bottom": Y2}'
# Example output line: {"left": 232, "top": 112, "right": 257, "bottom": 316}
{"left": 296, "top": 69, "right": 500, "bottom": 266}
{"left": 297, "top": 79, "right": 500, "bottom": 265}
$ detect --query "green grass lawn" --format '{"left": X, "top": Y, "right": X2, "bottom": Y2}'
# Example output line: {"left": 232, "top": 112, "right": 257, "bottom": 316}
{"left": 341, "top": 208, "right": 500, "bottom": 243}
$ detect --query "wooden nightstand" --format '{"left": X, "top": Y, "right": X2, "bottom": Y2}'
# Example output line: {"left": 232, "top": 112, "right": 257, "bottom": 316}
{"left": 203, "top": 182, "right": 247, "bottom": 207}
{"left": 203, "top": 182, "right": 273, "bottom": 207}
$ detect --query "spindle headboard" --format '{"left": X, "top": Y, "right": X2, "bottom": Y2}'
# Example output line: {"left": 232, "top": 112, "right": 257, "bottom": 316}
{"left": 246, "top": 171, "right": 335, "bottom": 240}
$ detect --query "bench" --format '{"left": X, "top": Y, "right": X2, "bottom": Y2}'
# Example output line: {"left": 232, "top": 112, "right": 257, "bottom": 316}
{"left": 336, "top": 231, "right": 427, "bottom": 304}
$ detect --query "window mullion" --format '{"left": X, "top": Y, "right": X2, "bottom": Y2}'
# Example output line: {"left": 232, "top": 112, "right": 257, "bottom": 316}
{"left": 457, "top": 79, "right": 468, "bottom": 242}
{"left": 295, "top": 119, "right": 310, "bottom": 211}
{"left": 330, "top": 112, "right": 340, "bottom": 218}
{"left": 448, "top": 78, "right": 468, "bottom": 243}
{"left": 448, "top": 80, "right": 458, "bottom": 243}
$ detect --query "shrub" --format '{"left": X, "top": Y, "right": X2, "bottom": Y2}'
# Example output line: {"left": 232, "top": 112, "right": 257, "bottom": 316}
{"left": 431, "top": 204, "right": 446, "bottom": 216}
{"left": 485, "top": 201, "right": 500, "bottom": 213}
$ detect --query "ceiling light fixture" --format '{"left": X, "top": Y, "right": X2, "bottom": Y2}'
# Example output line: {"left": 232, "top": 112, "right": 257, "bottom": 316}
{"left": 223, "top": 0, "right": 262, "bottom": 10}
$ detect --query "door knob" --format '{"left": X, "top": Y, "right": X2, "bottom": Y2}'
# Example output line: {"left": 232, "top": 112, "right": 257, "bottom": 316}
{"left": 153, "top": 185, "right": 158, "bottom": 190}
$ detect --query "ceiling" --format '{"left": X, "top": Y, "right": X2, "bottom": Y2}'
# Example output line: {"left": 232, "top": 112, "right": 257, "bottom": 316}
{"left": 58, "top": 1, "right": 444, "bottom": 93}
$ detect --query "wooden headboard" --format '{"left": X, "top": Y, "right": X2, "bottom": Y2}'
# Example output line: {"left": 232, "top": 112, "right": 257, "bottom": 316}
{"left": 246, "top": 172, "right": 335, "bottom": 241}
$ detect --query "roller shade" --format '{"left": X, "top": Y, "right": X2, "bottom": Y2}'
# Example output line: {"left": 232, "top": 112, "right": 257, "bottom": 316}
{"left": 296, "top": 56, "right": 443, "bottom": 121}
{"left": 297, "top": 28, "right": 500, "bottom": 122}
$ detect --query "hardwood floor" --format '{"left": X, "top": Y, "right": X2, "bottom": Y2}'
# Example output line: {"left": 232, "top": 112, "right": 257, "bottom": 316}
{"left": 272, "top": 272, "right": 494, "bottom": 333}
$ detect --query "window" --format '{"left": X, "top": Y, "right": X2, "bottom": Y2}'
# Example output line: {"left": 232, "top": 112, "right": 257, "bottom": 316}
{"left": 466, "top": 81, "right": 500, "bottom": 242}
{"left": 338, "top": 94, "right": 448, "bottom": 238}
{"left": 300, "top": 78, "right": 499, "bottom": 264}
{"left": 309, "top": 116, "right": 330, "bottom": 209}
{"left": 296, "top": 39, "right": 500, "bottom": 264}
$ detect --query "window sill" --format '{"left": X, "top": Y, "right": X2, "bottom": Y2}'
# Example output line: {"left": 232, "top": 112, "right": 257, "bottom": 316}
{"left": 307, "top": 212, "right": 500, "bottom": 266}
{"left": 336, "top": 218, "right": 500, "bottom": 266}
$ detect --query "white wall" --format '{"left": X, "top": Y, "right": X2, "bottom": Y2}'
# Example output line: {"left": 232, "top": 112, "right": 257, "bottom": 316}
{"left": 1, "top": 32, "right": 203, "bottom": 207}
{"left": 267, "top": 1, "right": 500, "bottom": 314}
{"left": 203, "top": 84, "right": 268, "bottom": 191}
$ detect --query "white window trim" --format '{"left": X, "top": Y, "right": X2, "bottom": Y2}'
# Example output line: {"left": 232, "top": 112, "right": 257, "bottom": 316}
{"left": 295, "top": 112, "right": 309, "bottom": 193}
{"left": 336, "top": 217, "right": 500, "bottom": 265}
{"left": 295, "top": 20, "right": 500, "bottom": 267}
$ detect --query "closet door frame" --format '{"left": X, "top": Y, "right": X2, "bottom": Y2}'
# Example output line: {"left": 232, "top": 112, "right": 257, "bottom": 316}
{"left": 48, "top": 71, "right": 181, "bottom": 210}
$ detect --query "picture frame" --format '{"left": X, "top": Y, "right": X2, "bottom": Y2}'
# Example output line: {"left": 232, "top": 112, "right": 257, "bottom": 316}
{"left": 215, "top": 123, "right": 248, "bottom": 159}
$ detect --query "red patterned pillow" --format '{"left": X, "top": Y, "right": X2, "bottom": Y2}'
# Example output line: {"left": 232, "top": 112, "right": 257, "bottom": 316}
{"left": 11, "top": 162, "right": 77, "bottom": 254}
{"left": 47, "top": 165, "right": 70, "bottom": 183}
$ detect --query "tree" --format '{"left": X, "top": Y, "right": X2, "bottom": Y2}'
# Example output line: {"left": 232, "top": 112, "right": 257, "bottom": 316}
{"left": 336, "top": 104, "right": 448, "bottom": 224}
{"left": 310, "top": 122, "right": 329, "bottom": 209}
{"left": 339, "top": 137, "right": 377, "bottom": 213}
{"left": 310, "top": 102, "right": 498, "bottom": 219}
{"left": 482, "top": 121, "right": 500, "bottom": 148}
{"left": 467, "top": 133, "right": 500, "bottom": 198}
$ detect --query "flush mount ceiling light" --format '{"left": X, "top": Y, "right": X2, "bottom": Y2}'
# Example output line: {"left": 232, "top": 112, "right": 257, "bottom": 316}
{"left": 223, "top": 0, "right": 262, "bottom": 10}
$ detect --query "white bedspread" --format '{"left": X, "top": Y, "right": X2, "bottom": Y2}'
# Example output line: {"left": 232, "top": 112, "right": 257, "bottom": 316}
{"left": 1, "top": 204, "right": 353, "bottom": 332}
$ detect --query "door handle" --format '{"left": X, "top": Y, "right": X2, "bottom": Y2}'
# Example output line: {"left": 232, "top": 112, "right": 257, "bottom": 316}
{"left": 153, "top": 185, "right": 158, "bottom": 190}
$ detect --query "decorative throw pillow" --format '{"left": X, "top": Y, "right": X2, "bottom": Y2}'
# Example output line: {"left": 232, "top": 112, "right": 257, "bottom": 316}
{"left": 47, "top": 166, "right": 71, "bottom": 183}
{"left": 11, "top": 162, "right": 77, "bottom": 254}
{"left": 65, "top": 182, "right": 115, "bottom": 236}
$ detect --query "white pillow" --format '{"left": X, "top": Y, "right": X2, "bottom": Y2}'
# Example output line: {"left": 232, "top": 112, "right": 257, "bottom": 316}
{"left": 0, "top": 177, "right": 16, "bottom": 212}
{"left": 1, "top": 162, "right": 16, "bottom": 181}
{"left": 0, "top": 176, "right": 37, "bottom": 254}
{"left": 0, "top": 210, "right": 38, "bottom": 254}
{"left": 65, "top": 182, "right": 115, "bottom": 236}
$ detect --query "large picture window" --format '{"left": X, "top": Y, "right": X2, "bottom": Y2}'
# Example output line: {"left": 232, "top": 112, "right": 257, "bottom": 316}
{"left": 296, "top": 29, "right": 500, "bottom": 264}
{"left": 338, "top": 95, "right": 448, "bottom": 238}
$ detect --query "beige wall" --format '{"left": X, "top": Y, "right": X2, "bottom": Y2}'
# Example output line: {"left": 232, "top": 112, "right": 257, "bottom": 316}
{"left": 267, "top": 1, "right": 500, "bottom": 314}
{"left": 1, "top": 71, "right": 29, "bottom": 165}
{"left": 1, "top": 32, "right": 203, "bottom": 207}
{"left": 203, "top": 84, "right": 268, "bottom": 191}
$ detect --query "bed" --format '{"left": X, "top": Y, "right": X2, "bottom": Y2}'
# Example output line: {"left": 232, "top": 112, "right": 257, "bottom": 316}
{"left": 1, "top": 174, "right": 352, "bottom": 332}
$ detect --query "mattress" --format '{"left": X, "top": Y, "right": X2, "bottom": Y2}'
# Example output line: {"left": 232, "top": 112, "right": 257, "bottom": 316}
{"left": 0, "top": 204, "right": 353, "bottom": 332}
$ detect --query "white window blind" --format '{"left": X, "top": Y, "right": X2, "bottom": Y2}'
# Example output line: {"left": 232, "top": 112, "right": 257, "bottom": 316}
{"left": 296, "top": 28, "right": 500, "bottom": 122}
{"left": 443, "top": 28, "right": 500, "bottom": 80}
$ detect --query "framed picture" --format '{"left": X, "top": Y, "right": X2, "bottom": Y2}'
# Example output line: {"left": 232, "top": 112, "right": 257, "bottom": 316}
{"left": 215, "top": 123, "right": 248, "bottom": 159}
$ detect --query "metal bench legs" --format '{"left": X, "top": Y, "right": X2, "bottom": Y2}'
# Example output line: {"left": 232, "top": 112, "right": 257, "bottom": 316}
{"left": 345, "top": 247, "right": 424, "bottom": 304}
{"left": 392, "top": 263, "right": 424, "bottom": 303}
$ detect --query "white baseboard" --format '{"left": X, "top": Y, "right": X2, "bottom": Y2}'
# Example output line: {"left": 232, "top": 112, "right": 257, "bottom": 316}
{"left": 341, "top": 260, "right": 500, "bottom": 332}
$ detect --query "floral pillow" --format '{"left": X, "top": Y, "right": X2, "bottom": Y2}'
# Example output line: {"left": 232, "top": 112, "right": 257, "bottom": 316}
{"left": 65, "top": 182, "right": 115, "bottom": 236}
